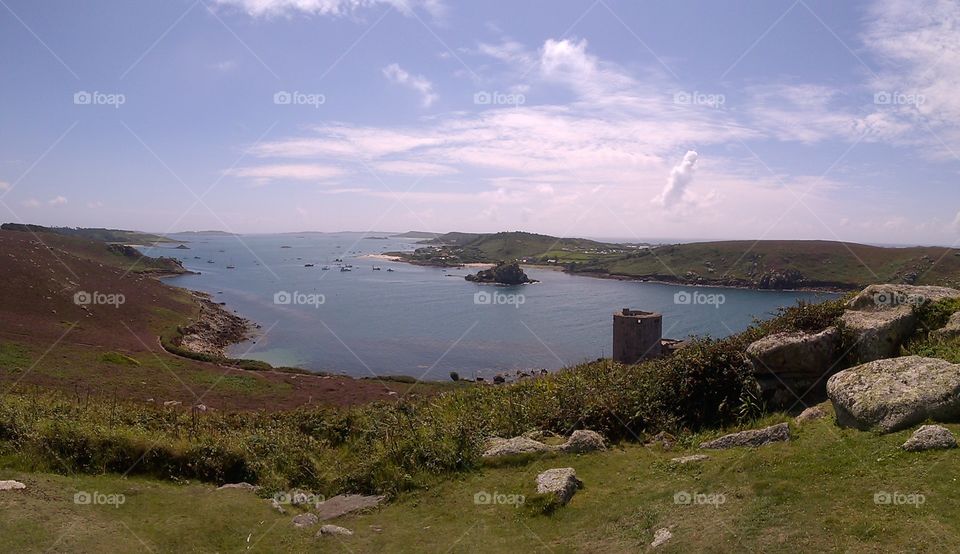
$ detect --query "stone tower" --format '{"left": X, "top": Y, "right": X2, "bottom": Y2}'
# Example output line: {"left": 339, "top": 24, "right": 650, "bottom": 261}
{"left": 612, "top": 308, "right": 663, "bottom": 364}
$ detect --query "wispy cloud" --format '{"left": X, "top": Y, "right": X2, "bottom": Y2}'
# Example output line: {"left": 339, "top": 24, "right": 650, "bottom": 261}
{"left": 214, "top": 0, "right": 445, "bottom": 19}
{"left": 382, "top": 63, "right": 438, "bottom": 107}
{"left": 48, "top": 196, "right": 67, "bottom": 205}
{"left": 227, "top": 163, "right": 345, "bottom": 184}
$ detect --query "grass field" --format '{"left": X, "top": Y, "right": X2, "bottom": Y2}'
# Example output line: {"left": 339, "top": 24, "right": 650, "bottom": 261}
{"left": 3, "top": 406, "right": 958, "bottom": 552}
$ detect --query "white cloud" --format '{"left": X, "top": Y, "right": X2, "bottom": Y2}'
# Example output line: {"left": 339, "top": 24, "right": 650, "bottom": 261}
{"left": 22, "top": 198, "right": 40, "bottom": 208}
{"left": 48, "top": 196, "right": 67, "bottom": 205}
{"left": 382, "top": 63, "right": 438, "bottom": 108}
{"left": 214, "top": 0, "right": 445, "bottom": 19}
{"left": 372, "top": 160, "right": 456, "bottom": 176}
{"left": 228, "top": 163, "right": 345, "bottom": 183}
{"left": 656, "top": 151, "right": 698, "bottom": 207}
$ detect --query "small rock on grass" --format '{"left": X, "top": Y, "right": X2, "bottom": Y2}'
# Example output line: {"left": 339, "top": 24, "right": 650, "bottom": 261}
{"left": 651, "top": 527, "right": 673, "bottom": 548}
{"left": 0, "top": 480, "right": 25, "bottom": 491}
{"left": 292, "top": 513, "right": 318, "bottom": 528}
{"left": 217, "top": 482, "right": 257, "bottom": 491}
{"left": 795, "top": 406, "right": 827, "bottom": 424}
{"left": 535, "top": 468, "right": 582, "bottom": 505}
{"left": 317, "top": 525, "right": 353, "bottom": 537}
{"left": 902, "top": 425, "right": 958, "bottom": 452}
{"left": 699, "top": 422, "right": 790, "bottom": 450}
{"left": 560, "top": 430, "right": 606, "bottom": 453}
{"left": 670, "top": 454, "right": 709, "bottom": 465}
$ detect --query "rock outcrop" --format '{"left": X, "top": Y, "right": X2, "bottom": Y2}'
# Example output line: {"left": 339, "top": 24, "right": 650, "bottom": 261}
{"left": 465, "top": 261, "right": 537, "bottom": 285}
{"left": 845, "top": 284, "right": 960, "bottom": 311}
{"left": 840, "top": 307, "right": 917, "bottom": 364}
{"left": 747, "top": 327, "right": 841, "bottom": 404}
{"left": 292, "top": 513, "right": 319, "bottom": 528}
{"left": 827, "top": 356, "right": 960, "bottom": 433}
{"left": 0, "top": 480, "right": 26, "bottom": 491}
{"left": 651, "top": 527, "right": 673, "bottom": 549}
{"left": 560, "top": 430, "right": 606, "bottom": 453}
{"left": 795, "top": 406, "right": 827, "bottom": 424}
{"left": 314, "top": 494, "right": 385, "bottom": 521}
{"left": 535, "top": 468, "right": 582, "bottom": 505}
{"left": 932, "top": 312, "right": 960, "bottom": 341}
{"left": 482, "top": 436, "right": 555, "bottom": 458}
{"left": 699, "top": 422, "right": 790, "bottom": 449}
{"left": 902, "top": 425, "right": 957, "bottom": 452}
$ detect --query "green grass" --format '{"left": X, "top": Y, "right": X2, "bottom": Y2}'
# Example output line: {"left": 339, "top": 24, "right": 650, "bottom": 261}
{"left": 100, "top": 352, "right": 141, "bottom": 366}
{"left": 3, "top": 407, "right": 959, "bottom": 552}
{"left": 0, "top": 342, "right": 32, "bottom": 370}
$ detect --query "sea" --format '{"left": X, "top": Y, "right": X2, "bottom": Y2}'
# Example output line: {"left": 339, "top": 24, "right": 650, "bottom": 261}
{"left": 141, "top": 233, "right": 838, "bottom": 381}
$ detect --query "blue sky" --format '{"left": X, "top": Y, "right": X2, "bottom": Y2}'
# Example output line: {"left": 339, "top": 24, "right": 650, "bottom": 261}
{"left": 1, "top": 0, "right": 958, "bottom": 245}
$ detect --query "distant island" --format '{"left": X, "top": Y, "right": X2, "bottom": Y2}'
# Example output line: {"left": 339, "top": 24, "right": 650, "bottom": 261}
{"left": 167, "top": 230, "right": 240, "bottom": 237}
{"left": 0, "top": 223, "right": 177, "bottom": 244}
{"left": 387, "top": 231, "right": 960, "bottom": 291}
{"left": 390, "top": 231, "right": 441, "bottom": 239}
{"left": 465, "top": 260, "right": 537, "bottom": 285}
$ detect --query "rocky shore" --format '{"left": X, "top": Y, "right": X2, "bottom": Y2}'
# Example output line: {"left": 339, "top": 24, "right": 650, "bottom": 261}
{"left": 172, "top": 291, "right": 253, "bottom": 358}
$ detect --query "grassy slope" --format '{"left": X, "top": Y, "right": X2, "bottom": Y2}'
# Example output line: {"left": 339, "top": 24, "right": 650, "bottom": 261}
{"left": 3, "top": 407, "right": 958, "bottom": 552}
{"left": 584, "top": 240, "right": 960, "bottom": 288}
{"left": 0, "top": 223, "right": 176, "bottom": 244}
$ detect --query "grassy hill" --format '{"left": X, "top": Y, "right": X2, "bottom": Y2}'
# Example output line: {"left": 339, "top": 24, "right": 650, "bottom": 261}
{"left": 393, "top": 231, "right": 960, "bottom": 290}
{"left": 0, "top": 223, "right": 177, "bottom": 244}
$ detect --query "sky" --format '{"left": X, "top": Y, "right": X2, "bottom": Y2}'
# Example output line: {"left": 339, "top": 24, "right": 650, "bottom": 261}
{"left": 1, "top": 0, "right": 959, "bottom": 245}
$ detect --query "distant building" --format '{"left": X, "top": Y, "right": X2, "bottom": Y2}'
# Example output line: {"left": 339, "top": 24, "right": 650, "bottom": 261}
{"left": 612, "top": 308, "right": 663, "bottom": 364}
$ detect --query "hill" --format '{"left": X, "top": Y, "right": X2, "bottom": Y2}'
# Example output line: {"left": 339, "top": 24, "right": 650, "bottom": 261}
{"left": 392, "top": 231, "right": 960, "bottom": 290}
{"left": 0, "top": 223, "right": 176, "bottom": 244}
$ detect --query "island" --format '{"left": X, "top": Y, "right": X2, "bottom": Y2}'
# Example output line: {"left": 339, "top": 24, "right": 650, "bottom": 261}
{"left": 465, "top": 260, "right": 538, "bottom": 285}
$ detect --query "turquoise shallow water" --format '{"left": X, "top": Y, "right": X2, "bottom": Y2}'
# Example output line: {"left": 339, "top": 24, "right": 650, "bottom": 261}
{"left": 144, "top": 233, "right": 838, "bottom": 380}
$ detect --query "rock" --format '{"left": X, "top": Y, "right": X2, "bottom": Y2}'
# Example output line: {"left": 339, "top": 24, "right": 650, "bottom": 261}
{"left": 747, "top": 327, "right": 840, "bottom": 378}
{"left": 670, "top": 454, "right": 709, "bottom": 464}
{"left": 846, "top": 284, "right": 960, "bottom": 311}
{"left": 162, "top": 400, "right": 182, "bottom": 407}
{"left": 932, "top": 311, "right": 960, "bottom": 341}
{"left": 482, "top": 436, "right": 556, "bottom": 458}
{"left": 0, "top": 480, "right": 25, "bottom": 491}
{"left": 317, "top": 525, "right": 354, "bottom": 537}
{"left": 795, "top": 406, "right": 827, "bottom": 424}
{"left": 699, "top": 423, "right": 790, "bottom": 449}
{"left": 535, "top": 468, "right": 582, "bottom": 505}
{"left": 522, "top": 429, "right": 560, "bottom": 441}
{"left": 647, "top": 431, "right": 676, "bottom": 450}
{"left": 651, "top": 527, "right": 673, "bottom": 548}
{"left": 840, "top": 306, "right": 916, "bottom": 363}
{"left": 827, "top": 356, "right": 960, "bottom": 432}
{"left": 217, "top": 482, "right": 257, "bottom": 491}
{"left": 902, "top": 425, "right": 958, "bottom": 452}
{"left": 560, "top": 430, "right": 606, "bottom": 453}
{"left": 314, "top": 494, "right": 386, "bottom": 521}
{"left": 269, "top": 498, "right": 286, "bottom": 514}
{"left": 292, "top": 513, "right": 319, "bottom": 528}
{"left": 465, "top": 261, "right": 537, "bottom": 285}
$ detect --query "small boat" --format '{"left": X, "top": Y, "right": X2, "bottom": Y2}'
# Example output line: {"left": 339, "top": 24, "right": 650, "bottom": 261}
{"left": 386, "top": 268, "right": 395, "bottom": 272}
{"left": 304, "top": 263, "right": 314, "bottom": 267}
{"left": 207, "top": 260, "right": 215, "bottom": 264}
{"left": 321, "top": 266, "right": 330, "bottom": 270}
{"left": 372, "top": 266, "right": 381, "bottom": 271}
{"left": 340, "top": 266, "right": 352, "bottom": 272}
{"left": 226, "top": 265, "right": 236, "bottom": 269}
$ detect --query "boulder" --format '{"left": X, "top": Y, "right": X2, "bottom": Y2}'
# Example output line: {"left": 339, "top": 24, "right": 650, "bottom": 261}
{"left": 317, "top": 525, "right": 354, "bottom": 537}
{"left": 747, "top": 327, "right": 840, "bottom": 378}
{"left": 902, "top": 425, "right": 957, "bottom": 452}
{"left": 560, "top": 430, "right": 606, "bottom": 453}
{"left": 795, "top": 406, "right": 827, "bottom": 424}
{"left": 845, "top": 284, "right": 960, "bottom": 311}
{"left": 482, "top": 436, "right": 556, "bottom": 458}
{"left": 651, "top": 527, "right": 673, "bottom": 549}
{"left": 932, "top": 311, "right": 960, "bottom": 341}
{"left": 522, "top": 429, "right": 560, "bottom": 441}
{"left": 314, "top": 494, "right": 385, "bottom": 521}
{"left": 670, "top": 454, "right": 709, "bottom": 465}
{"left": 0, "top": 480, "right": 25, "bottom": 491}
{"left": 827, "top": 356, "right": 960, "bottom": 433}
{"left": 840, "top": 306, "right": 916, "bottom": 363}
{"left": 535, "top": 468, "right": 582, "bottom": 505}
{"left": 292, "top": 513, "right": 319, "bottom": 528}
{"left": 699, "top": 422, "right": 790, "bottom": 449}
